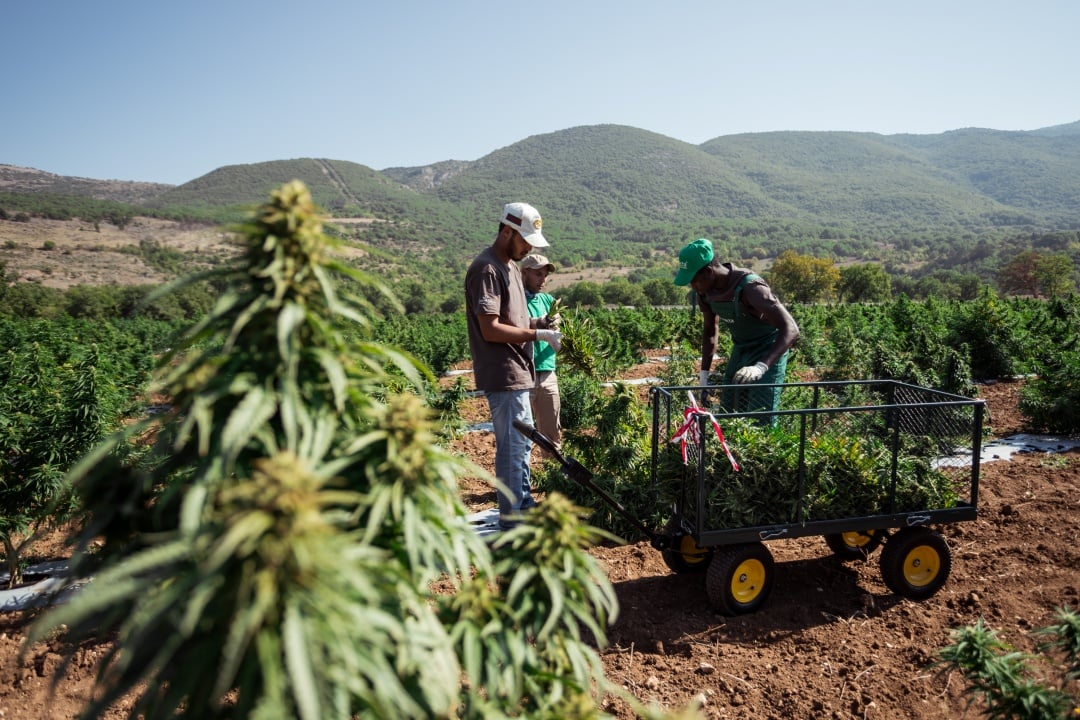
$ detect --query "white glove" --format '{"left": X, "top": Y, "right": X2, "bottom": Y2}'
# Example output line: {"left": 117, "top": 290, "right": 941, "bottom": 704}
{"left": 545, "top": 313, "right": 562, "bottom": 329}
{"left": 698, "top": 369, "right": 711, "bottom": 387}
{"left": 733, "top": 361, "right": 769, "bottom": 384}
{"left": 536, "top": 329, "right": 562, "bottom": 353}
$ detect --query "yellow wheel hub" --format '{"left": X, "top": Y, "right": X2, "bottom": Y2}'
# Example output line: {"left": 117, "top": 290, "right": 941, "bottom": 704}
{"left": 730, "top": 559, "right": 766, "bottom": 604}
{"left": 902, "top": 546, "right": 941, "bottom": 587}
{"left": 678, "top": 535, "right": 707, "bottom": 565}
{"left": 842, "top": 531, "right": 873, "bottom": 549}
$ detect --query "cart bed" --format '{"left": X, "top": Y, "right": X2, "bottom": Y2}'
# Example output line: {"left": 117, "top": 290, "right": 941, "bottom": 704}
{"left": 650, "top": 380, "right": 985, "bottom": 548}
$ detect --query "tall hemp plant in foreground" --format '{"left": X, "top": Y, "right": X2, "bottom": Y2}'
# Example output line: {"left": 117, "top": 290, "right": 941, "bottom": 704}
{"left": 27, "top": 182, "right": 660, "bottom": 720}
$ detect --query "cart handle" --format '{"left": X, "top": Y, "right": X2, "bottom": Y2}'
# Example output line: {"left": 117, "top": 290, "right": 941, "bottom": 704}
{"left": 513, "top": 420, "right": 660, "bottom": 544}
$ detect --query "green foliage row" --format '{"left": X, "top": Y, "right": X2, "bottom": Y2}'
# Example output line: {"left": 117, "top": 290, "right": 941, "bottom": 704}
{"left": 0, "top": 191, "right": 138, "bottom": 228}
{"left": 1019, "top": 296, "right": 1080, "bottom": 433}
{"left": 789, "top": 292, "right": 1077, "bottom": 388}
{"left": 0, "top": 264, "right": 215, "bottom": 324}
{"left": 0, "top": 315, "right": 170, "bottom": 583}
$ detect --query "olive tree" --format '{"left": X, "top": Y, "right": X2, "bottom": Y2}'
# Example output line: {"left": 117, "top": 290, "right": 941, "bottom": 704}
{"left": 767, "top": 250, "right": 840, "bottom": 304}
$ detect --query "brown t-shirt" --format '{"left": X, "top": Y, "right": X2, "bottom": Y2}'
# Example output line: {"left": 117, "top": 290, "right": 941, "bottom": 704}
{"left": 465, "top": 246, "right": 535, "bottom": 392}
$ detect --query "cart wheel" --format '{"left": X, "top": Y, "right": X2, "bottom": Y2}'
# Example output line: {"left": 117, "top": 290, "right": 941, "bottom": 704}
{"left": 661, "top": 531, "right": 712, "bottom": 574}
{"left": 879, "top": 527, "right": 951, "bottom": 600}
{"left": 705, "top": 543, "right": 774, "bottom": 615}
{"left": 824, "top": 530, "right": 883, "bottom": 560}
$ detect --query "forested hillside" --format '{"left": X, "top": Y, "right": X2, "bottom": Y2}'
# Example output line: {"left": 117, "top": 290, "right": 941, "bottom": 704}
{"left": 3, "top": 121, "right": 1079, "bottom": 309}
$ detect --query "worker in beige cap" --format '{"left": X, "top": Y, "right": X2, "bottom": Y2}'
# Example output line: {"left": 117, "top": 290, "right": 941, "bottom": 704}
{"left": 521, "top": 253, "right": 561, "bottom": 454}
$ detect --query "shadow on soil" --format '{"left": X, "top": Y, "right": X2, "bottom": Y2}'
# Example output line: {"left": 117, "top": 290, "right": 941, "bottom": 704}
{"left": 607, "top": 554, "right": 902, "bottom": 654}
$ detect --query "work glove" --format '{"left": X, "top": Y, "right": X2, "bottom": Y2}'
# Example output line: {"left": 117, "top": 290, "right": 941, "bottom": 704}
{"left": 733, "top": 361, "right": 769, "bottom": 384}
{"left": 536, "top": 329, "right": 562, "bottom": 352}
{"left": 539, "top": 313, "right": 562, "bottom": 330}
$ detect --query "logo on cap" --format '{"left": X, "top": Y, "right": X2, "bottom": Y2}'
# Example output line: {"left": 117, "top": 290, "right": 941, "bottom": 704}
{"left": 533, "top": 217, "right": 542, "bottom": 231}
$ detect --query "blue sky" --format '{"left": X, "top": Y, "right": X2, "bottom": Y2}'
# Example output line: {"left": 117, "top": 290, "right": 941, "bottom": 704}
{"left": 4, "top": 0, "right": 1078, "bottom": 185}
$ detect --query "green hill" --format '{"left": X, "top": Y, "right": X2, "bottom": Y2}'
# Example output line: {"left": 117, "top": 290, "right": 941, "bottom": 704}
{"left": 698, "top": 131, "right": 1014, "bottom": 231}
{"left": 145, "top": 158, "right": 427, "bottom": 221}
{"left": 883, "top": 127, "right": 1080, "bottom": 222}
{"left": 3, "top": 121, "right": 1079, "bottom": 291}
{"left": 138, "top": 122, "right": 1080, "bottom": 248}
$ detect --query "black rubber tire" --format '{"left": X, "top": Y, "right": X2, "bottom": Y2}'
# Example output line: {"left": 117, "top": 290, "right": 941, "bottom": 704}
{"left": 660, "top": 533, "right": 712, "bottom": 578}
{"left": 705, "top": 542, "right": 775, "bottom": 615}
{"left": 879, "top": 527, "right": 952, "bottom": 600}
{"left": 824, "top": 530, "right": 883, "bottom": 560}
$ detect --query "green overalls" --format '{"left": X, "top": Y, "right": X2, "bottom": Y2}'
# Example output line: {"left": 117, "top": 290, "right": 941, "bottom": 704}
{"left": 706, "top": 273, "right": 788, "bottom": 418}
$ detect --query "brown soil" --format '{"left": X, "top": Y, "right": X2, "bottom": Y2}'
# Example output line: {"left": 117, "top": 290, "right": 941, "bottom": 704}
{"left": 3, "top": 369, "right": 1078, "bottom": 719}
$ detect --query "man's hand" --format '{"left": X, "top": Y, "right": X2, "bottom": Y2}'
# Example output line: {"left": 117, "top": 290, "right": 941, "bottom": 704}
{"left": 733, "top": 361, "right": 769, "bottom": 384}
{"left": 536, "top": 329, "right": 562, "bottom": 352}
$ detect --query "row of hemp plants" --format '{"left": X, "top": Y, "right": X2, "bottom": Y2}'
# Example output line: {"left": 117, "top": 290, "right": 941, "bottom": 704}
{"left": 0, "top": 316, "right": 164, "bottom": 586}
{"left": 26, "top": 182, "right": 689, "bottom": 720}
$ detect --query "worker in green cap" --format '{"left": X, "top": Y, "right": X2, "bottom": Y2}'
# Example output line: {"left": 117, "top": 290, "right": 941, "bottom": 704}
{"left": 674, "top": 238, "right": 800, "bottom": 417}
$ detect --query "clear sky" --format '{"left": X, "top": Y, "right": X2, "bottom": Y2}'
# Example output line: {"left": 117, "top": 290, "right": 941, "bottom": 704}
{"left": 4, "top": 0, "right": 1078, "bottom": 185}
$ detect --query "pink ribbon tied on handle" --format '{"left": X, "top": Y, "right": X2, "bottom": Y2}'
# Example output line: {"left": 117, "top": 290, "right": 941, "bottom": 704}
{"left": 669, "top": 391, "right": 740, "bottom": 472}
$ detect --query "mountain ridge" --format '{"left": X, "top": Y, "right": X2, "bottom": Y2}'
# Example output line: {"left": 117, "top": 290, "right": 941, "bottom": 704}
{"left": 3, "top": 121, "right": 1079, "bottom": 283}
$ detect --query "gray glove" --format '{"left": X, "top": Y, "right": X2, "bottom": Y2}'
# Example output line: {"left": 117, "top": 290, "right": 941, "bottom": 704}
{"left": 733, "top": 361, "right": 768, "bottom": 384}
{"left": 536, "top": 329, "right": 562, "bottom": 352}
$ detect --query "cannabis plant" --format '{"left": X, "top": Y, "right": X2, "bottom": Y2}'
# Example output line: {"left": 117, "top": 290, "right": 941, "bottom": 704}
{"left": 0, "top": 343, "right": 117, "bottom": 586}
{"left": 26, "top": 182, "right": 628, "bottom": 720}
{"left": 936, "top": 609, "right": 1079, "bottom": 719}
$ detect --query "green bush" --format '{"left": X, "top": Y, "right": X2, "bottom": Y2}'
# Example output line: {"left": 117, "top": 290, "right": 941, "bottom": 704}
{"left": 1019, "top": 294, "right": 1080, "bottom": 433}
{"left": 0, "top": 342, "right": 123, "bottom": 585}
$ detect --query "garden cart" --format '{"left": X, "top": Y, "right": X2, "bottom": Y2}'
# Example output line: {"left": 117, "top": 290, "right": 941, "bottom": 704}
{"left": 517, "top": 379, "right": 985, "bottom": 615}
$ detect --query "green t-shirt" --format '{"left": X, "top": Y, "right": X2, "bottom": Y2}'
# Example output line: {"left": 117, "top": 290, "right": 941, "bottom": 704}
{"left": 526, "top": 291, "right": 557, "bottom": 373}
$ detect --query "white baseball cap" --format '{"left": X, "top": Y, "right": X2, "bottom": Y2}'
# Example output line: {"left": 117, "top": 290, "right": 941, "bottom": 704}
{"left": 500, "top": 202, "right": 548, "bottom": 248}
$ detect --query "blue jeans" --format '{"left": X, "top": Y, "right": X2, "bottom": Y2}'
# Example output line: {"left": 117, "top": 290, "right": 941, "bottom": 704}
{"left": 486, "top": 389, "right": 536, "bottom": 528}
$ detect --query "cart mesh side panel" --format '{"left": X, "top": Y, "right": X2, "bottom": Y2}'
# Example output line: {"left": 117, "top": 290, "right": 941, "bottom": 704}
{"left": 651, "top": 381, "right": 983, "bottom": 536}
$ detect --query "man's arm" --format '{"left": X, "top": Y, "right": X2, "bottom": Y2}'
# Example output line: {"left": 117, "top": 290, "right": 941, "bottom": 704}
{"left": 700, "top": 302, "right": 718, "bottom": 372}
{"left": 743, "top": 286, "right": 800, "bottom": 368}
{"left": 478, "top": 314, "right": 542, "bottom": 344}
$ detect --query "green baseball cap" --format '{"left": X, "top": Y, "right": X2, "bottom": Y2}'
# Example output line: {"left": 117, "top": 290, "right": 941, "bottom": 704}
{"left": 673, "top": 238, "right": 714, "bottom": 286}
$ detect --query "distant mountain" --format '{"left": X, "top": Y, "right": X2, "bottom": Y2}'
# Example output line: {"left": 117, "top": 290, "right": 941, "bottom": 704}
{"left": 3, "top": 121, "right": 1079, "bottom": 275}
{"left": 381, "top": 160, "right": 472, "bottom": 191}
{"left": 144, "top": 121, "right": 1080, "bottom": 237}
{"left": 145, "top": 158, "right": 425, "bottom": 219}
{"left": 423, "top": 125, "right": 796, "bottom": 233}
{"left": 699, "top": 131, "right": 1013, "bottom": 230}
{"left": 882, "top": 127, "right": 1080, "bottom": 222}
{"left": 0, "top": 163, "right": 173, "bottom": 204}
{"left": 1025, "top": 120, "right": 1080, "bottom": 138}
